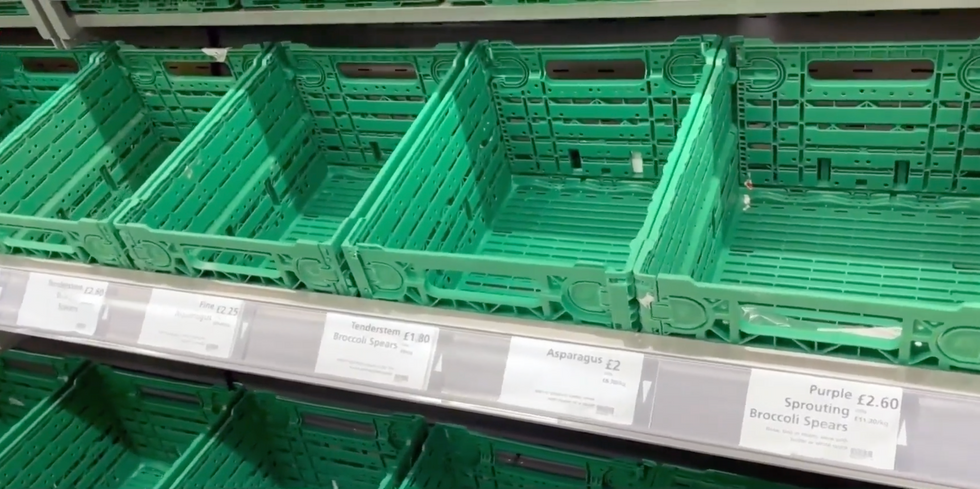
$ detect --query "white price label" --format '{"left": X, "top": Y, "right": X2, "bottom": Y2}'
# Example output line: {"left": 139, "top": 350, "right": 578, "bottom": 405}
{"left": 138, "top": 289, "right": 243, "bottom": 358}
{"left": 315, "top": 312, "right": 439, "bottom": 390}
{"left": 498, "top": 337, "right": 643, "bottom": 425}
{"left": 17, "top": 273, "right": 107, "bottom": 336}
{"left": 739, "top": 369, "right": 904, "bottom": 470}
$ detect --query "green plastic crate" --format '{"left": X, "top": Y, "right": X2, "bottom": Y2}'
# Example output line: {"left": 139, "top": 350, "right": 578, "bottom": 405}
{"left": 0, "top": 3, "right": 27, "bottom": 16}
{"left": 343, "top": 38, "right": 720, "bottom": 329}
{"left": 241, "top": 0, "right": 434, "bottom": 10}
{"left": 67, "top": 0, "right": 238, "bottom": 14}
{"left": 635, "top": 38, "right": 980, "bottom": 371}
{"left": 0, "top": 350, "right": 85, "bottom": 445}
{"left": 0, "top": 46, "right": 95, "bottom": 142}
{"left": 0, "top": 45, "right": 248, "bottom": 267}
{"left": 164, "top": 390, "right": 427, "bottom": 488}
{"left": 400, "top": 424, "right": 658, "bottom": 489}
{"left": 0, "top": 364, "right": 238, "bottom": 489}
{"left": 651, "top": 463, "right": 799, "bottom": 489}
{"left": 113, "top": 42, "right": 465, "bottom": 295}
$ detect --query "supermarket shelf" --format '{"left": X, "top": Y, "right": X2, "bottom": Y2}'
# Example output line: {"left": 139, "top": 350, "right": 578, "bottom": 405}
{"left": 0, "top": 255, "right": 977, "bottom": 489}
{"left": 0, "top": 15, "right": 36, "bottom": 27}
{"left": 69, "top": 0, "right": 980, "bottom": 27}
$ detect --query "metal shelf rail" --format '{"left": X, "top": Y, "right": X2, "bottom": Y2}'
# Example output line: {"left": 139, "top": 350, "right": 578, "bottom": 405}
{"left": 9, "top": 0, "right": 980, "bottom": 47}
{"left": 0, "top": 255, "right": 976, "bottom": 489}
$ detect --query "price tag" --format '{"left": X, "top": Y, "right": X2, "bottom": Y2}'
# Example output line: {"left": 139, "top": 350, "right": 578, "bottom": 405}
{"left": 17, "top": 273, "right": 107, "bottom": 336}
{"left": 138, "top": 289, "right": 243, "bottom": 359}
{"left": 498, "top": 337, "right": 643, "bottom": 425}
{"left": 315, "top": 312, "right": 439, "bottom": 390}
{"left": 739, "top": 369, "right": 904, "bottom": 470}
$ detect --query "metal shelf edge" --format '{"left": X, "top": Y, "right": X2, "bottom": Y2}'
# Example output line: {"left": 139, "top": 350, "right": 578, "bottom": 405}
{"left": 0, "top": 256, "right": 977, "bottom": 489}
{"left": 70, "top": 0, "right": 980, "bottom": 27}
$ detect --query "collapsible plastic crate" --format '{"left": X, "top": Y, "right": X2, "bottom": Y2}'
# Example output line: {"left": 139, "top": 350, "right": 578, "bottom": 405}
{"left": 240, "top": 0, "right": 433, "bottom": 10}
{"left": 0, "top": 45, "right": 247, "bottom": 267}
{"left": 0, "top": 365, "right": 237, "bottom": 489}
{"left": 67, "top": 0, "right": 238, "bottom": 14}
{"left": 401, "top": 424, "right": 657, "bottom": 489}
{"left": 636, "top": 38, "right": 980, "bottom": 372}
{"left": 651, "top": 464, "right": 799, "bottom": 489}
{"left": 0, "top": 4, "right": 27, "bottom": 16}
{"left": 164, "top": 390, "right": 426, "bottom": 488}
{"left": 343, "top": 38, "right": 720, "bottom": 329}
{"left": 113, "top": 43, "right": 465, "bottom": 295}
{"left": 0, "top": 350, "right": 85, "bottom": 445}
{"left": 0, "top": 46, "right": 94, "bottom": 142}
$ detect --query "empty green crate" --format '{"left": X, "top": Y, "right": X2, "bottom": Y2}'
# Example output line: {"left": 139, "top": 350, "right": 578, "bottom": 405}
{"left": 164, "top": 390, "right": 426, "bottom": 488}
{"left": 0, "top": 350, "right": 85, "bottom": 446}
{"left": 0, "top": 45, "right": 248, "bottom": 266}
{"left": 0, "top": 364, "right": 237, "bottom": 489}
{"left": 0, "top": 46, "right": 95, "bottom": 142}
{"left": 343, "top": 38, "right": 719, "bottom": 329}
{"left": 651, "top": 464, "right": 798, "bottom": 489}
{"left": 113, "top": 42, "right": 465, "bottom": 295}
{"left": 67, "top": 0, "right": 238, "bottom": 14}
{"left": 241, "top": 0, "right": 435, "bottom": 10}
{"left": 0, "top": 3, "right": 27, "bottom": 16}
{"left": 400, "top": 424, "right": 658, "bottom": 489}
{"left": 635, "top": 38, "right": 980, "bottom": 371}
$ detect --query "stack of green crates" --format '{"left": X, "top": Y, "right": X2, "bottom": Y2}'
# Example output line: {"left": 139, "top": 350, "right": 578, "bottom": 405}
{"left": 635, "top": 37, "right": 980, "bottom": 372}
{"left": 112, "top": 42, "right": 465, "bottom": 295}
{"left": 166, "top": 390, "right": 426, "bottom": 488}
{"left": 342, "top": 37, "right": 721, "bottom": 329}
{"left": 0, "top": 350, "right": 84, "bottom": 448}
{"left": 66, "top": 0, "right": 239, "bottom": 14}
{"left": 0, "top": 44, "right": 247, "bottom": 267}
{"left": 0, "top": 364, "right": 237, "bottom": 488}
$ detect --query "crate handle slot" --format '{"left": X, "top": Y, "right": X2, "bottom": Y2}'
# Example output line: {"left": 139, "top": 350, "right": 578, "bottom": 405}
{"left": 495, "top": 451, "right": 587, "bottom": 480}
{"left": 21, "top": 57, "right": 79, "bottom": 74}
{"left": 301, "top": 413, "right": 376, "bottom": 436}
{"left": 2, "top": 358, "right": 58, "bottom": 377}
{"left": 739, "top": 304, "right": 903, "bottom": 350}
{"left": 139, "top": 386, "right": 201, "bottom": 405}
{"left": 165, "top": 61, "right": 232, "bottom": 78}
{"left": 339, "top": 63, "right": 417, "bottom": 80}
{"left": 807, "top": 60, "right": 934, "bottom": 80}
{"left": 546, "top": 59, "right": 644, "bottom": 80}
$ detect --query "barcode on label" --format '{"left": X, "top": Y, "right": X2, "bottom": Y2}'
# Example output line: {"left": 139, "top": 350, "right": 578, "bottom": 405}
{"left": 850, "top": 448, "right": 873, "bottom": 460}
{"left": 394, "top": 374, "right": 409, "bottom": 383}
{"left": 596, "top": 405, "right": 615, "bottom": 416}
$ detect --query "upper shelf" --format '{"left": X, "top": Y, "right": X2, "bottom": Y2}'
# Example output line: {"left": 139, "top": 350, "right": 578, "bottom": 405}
{"left": 0, "top": 254, "right": 976, "bottom": 489}
{"left": 64, "top": 0, "right": 980, "bottom": 26}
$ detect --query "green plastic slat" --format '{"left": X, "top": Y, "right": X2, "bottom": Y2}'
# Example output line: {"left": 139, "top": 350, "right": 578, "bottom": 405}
{"left": 400, "top": 424, "right": 658, "bottom": 489}
{"left": 651, "top": 464, "right": 799, "bottom": 489}
{"left": 240, "top": 0, "right": 434, "bottom": 10}
{"left": 635, "top": 38, "right": 980, "bottom": 372}
{"left": 343, "top": 37, "right": 719, "bottom": 329}
{"left": 67, "top": 0, "right": 238, "bottom": 14}
{"left": 0, "top": 350, "right": 85, "bottom": 447}
{"left": 113, "top": 42, "right": 464, "bottom": 295}
{"left": 0, "top": 365, "right": 238, "bottom": 489}
{"left": 0, "top": 4, "right": 27, "bottom": 15}
{"left": 165, "top": 390, "right": 426, "bottom": 488}
{"left": 0, "top": 45, "right": 247, "bottom": 267}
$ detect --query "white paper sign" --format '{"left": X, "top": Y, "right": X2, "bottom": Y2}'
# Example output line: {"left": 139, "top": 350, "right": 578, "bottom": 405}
{"left": 17, "top": 273, "right": 107, "bottom": 336}
{"left": 138, "top": 289, "right": 243, "bottom": 359}
{"left": 315, "top": 312, "right": 439, "bottom": 390}
{"left": 498, "top": 337, "right": 644, "bottom": 425}
{"left": 739, "top": 369, "right": 904, "bottom": 470}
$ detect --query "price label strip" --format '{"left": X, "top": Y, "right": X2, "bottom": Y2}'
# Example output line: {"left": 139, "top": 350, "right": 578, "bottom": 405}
{"left": 315, "top": 312, "right": 440, "bottom": 391}
{"left": 17, "top": 273, "right": 108, "bottom": 336}
{"left": 498, "top": 337, "right": 644, "bottom": 426}
{"left": 739, "top": 369, "right": 904, "bottom": 470}
{"left": 138, "top": 289, "right": 244, "bottom": 359}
